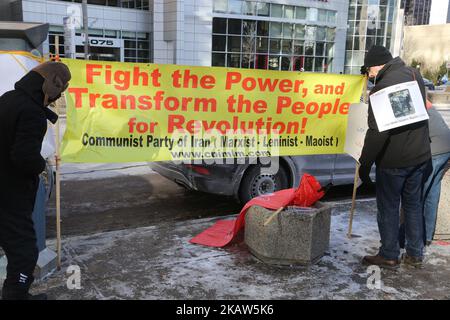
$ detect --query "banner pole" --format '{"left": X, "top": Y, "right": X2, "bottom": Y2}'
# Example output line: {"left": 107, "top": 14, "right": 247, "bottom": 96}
{"left": 54, "top": 37, "right": 62, "bottom": 270}
{"left": 263, "top": 206, "right": 284, "bottom": 226}
{"left": 347, "top": 76, "right": 368, "bottom": 238}
{"left": 347, "top": 162, "right": 360, "bottom": 239}
{"left": 55, "top": 104, "right": 62, "bottom": 270}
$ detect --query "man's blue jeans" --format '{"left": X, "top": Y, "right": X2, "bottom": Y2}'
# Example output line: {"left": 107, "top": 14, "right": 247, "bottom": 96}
{"left": 376, "top": 161, "right": 430, "bottom": 260}
{"left": 423, "top": 152, "right": 450, "bottom": 242}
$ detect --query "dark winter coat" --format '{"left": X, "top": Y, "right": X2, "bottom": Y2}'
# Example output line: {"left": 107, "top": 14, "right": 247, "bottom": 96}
{"left": 0, "top": 71, "right": 58, "bottom": 213}
{"left": 428, "top": 106, "right": 450, "bottom": 156}
{"left": 359, "top": 57, "right": 431, "bottom": 169}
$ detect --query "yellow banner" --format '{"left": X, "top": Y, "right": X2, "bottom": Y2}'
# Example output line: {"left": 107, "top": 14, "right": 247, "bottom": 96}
{"left": 61, "top": 59, "right": 364, "bottom": 163}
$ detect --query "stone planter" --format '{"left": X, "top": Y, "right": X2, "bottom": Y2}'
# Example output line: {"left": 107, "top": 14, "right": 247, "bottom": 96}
{"left": 244, "top": 202, "right": 332, "bottom": 265}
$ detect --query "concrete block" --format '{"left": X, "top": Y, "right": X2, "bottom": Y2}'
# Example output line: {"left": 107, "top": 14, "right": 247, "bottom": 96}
{"left": 245, "top": 202, "right": 331, "bottom": 265}
{"left": 434, "top": 163, "right": 450, "bottom": 240}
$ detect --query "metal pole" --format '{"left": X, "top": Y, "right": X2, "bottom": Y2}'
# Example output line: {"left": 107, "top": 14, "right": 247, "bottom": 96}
{"left": 82, "top": 0, "right": 89, "bottom": 59}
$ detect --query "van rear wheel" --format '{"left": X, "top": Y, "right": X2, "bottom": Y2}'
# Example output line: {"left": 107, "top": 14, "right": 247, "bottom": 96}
{"left": 238, "top": 164, "right": 289, "bottom": 204}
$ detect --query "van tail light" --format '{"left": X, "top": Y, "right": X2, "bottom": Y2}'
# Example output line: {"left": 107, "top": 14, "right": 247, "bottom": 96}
{"left": 184, "top": 164, "right": 211, "bottom": 176}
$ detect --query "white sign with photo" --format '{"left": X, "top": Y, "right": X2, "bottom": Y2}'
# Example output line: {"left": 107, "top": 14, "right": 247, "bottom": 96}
{"left": 344, "top": 103, "right": 369, "bottom": 162}
{"left": 369, "top": 81, "right": 428, "bottom": 132}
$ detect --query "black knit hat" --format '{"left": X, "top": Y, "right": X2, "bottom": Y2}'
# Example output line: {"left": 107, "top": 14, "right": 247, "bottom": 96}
{"left": 363, "top": 45, "right": 393, "bottom": 68}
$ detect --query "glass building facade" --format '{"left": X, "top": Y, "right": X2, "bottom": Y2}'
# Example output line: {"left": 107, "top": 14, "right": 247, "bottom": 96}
{"left": 344, "top": 0, "right": 398, "bottom": 74}
{"left": 48, "top": 26, "right": 151, "bottom": 62}
{"left": 57, "top": 0, "right": 149, "bottom": 10}
{"left": 401, "top": 0, "right": 432, "bottom": 26}
{"left": 211, "top": 0, "right": 338, "bottom": 72}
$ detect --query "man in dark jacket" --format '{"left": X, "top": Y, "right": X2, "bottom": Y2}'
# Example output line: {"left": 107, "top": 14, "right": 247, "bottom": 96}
{"left": 359, "top": 46, "right": 431, "bottom": 269}
{"left": 422, "top": 106, "right": 450, "bottom": 243}
{"left": 399, "top": 105, "right": 450, "bottom": 247}
{"left": 0, "top": 62, "right": 71, "bottom": 300}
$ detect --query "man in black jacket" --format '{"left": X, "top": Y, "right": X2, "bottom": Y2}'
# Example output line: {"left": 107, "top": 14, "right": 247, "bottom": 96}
{"left": 359, "top": 46, "right": 431, "bottom": 269}
{"left": 0, "top": 62, "right": 71, "bottom": 299}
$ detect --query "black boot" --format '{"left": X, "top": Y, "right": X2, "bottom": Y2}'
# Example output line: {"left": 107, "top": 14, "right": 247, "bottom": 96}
{"left": 2, "top": 286, "right": 29, "bottom": 300}
{"left": 2, "top": 275, "right": 35, "bottom": 300}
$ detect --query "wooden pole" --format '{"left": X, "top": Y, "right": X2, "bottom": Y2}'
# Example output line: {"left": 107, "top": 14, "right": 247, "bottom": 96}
{"left": 263, "top": 206, "right": 284, "bottom": 226}
{"left": 347, "top": 76, "right": 369, "bottom": 239}
{"left": 54, "top": 36, "right": 62, "bottom": 269}
{"left": 55, "top": 106, "right": 62, "bottom": 270}
{"left": 347, "top": 163, "right": 360, "bottom": 239}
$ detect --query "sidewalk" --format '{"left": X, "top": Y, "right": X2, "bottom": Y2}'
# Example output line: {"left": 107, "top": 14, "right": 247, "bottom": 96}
{"left": 33, "top": 199, "right": 450, "bottom": 300}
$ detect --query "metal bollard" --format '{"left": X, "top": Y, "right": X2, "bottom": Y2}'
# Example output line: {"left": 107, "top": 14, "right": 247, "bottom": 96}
{"left": 32, "top": 177, "right": 47, "bottom": 252}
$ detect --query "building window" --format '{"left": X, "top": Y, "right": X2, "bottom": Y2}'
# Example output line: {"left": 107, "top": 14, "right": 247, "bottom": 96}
{"left": 257, "top": 21, "right": 269, "bottom": 36}
{"left": 327, "top": 11, "right": 337, "bottom": 23}
{"left": 212, "top": 53, "right": 226, "bottom": 66}
{"left": 213, "top": 0, "right": 228, "bottom": 13}
{"left": 243, "top": 1, "right": 257, "bottom": 15}
{"left": 307, "top": 8, "right": 318, "bottom": 21}
{"left": 211, "top": 17, "right": 335, "bottom": 72}
{"left": 344, "top": 0, "right": 396, "bottom": 74}
{"left": 57, "top": 0, "right": 149, "bottom": 10}
{"left": 296, "top": 7, "right": 307, "bottom": 20}
{"left": 271, "top": 4, "right": 283, "bottom": 18}
{"left": 269, "top": 22, "right": 282, "bottom": 38}
{"left": 213, "top": 18, "right": 227, "bottom": 34}
{"left": 212, "top": 35, "right": 226, "bottom": 51}
{"left": 284, "top": 6, "right": 295, "bottom": 19}
{"left": 228, "top": 19, "right": 242, "bottom": 34}
{"left": 243, "top": 20, "right": 256, "bottom": 36}
{"left": 295, "top": 25, "right": 305, "bottom": 39}
{"left": 318, "top": 9, "right": 327, "bottom": 22}
{"left": 256, "top": 2, "right": 269, "bottom": 16}
{"left": 212, "top": 1, "right": 337, "bottom": 27}
{"left": 229, "top": 0, "right": 243, "bottom": 14}
{"left": 49, "top": 26, "right": 151, "bottom": 62}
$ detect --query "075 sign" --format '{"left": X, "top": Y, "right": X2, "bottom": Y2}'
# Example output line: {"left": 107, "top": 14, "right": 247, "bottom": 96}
{"left": 89, "top": 39, "right": 114, "bottom": 46}
{"left": 75, "top": 36, "right": 121, "bottom": 48}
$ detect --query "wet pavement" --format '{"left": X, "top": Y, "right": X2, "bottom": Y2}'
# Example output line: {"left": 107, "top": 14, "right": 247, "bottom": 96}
{"left": 34, "top": 199, "right": 450, "bottom": 300}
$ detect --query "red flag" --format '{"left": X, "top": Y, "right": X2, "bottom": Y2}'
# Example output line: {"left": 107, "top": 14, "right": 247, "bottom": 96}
{"left": 292, "top": 173, "right": 325, "bottom": 207}
{"left": 189, "top": 174, "right": 324, "bottom": 247}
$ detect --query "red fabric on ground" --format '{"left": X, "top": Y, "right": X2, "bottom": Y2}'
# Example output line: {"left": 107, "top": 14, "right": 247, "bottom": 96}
{"left": 190, "top": 174, "right": 324, "bottom": 247}
{"left": 292, "top": 174, "right": 325, "bottom": 207}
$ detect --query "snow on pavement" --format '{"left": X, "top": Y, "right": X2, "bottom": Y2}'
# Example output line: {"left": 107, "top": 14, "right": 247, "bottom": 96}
{"left": 34, "top": 200, "right": 450, "bottom": 300}
{"left": 59, "top": 162, "right": 155, "bottom": 181}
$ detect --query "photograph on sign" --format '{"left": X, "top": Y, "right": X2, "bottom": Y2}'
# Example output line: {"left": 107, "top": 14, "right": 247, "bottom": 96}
{"left": 388, "top": 89, "right": 415, "bottom": 118}
{"left": 369, "top": 81, "right": 428, "bottom": 132}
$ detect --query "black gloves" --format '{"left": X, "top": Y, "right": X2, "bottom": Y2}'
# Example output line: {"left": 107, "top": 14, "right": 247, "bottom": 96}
{"left": 358, "top": 164, "right": 375, "bottom": 194}
{"left": 360, "top": 65, "right": 368, "bottom": 75}
{"left": 358, "top": 164, "right": 372, "bottom": 185}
